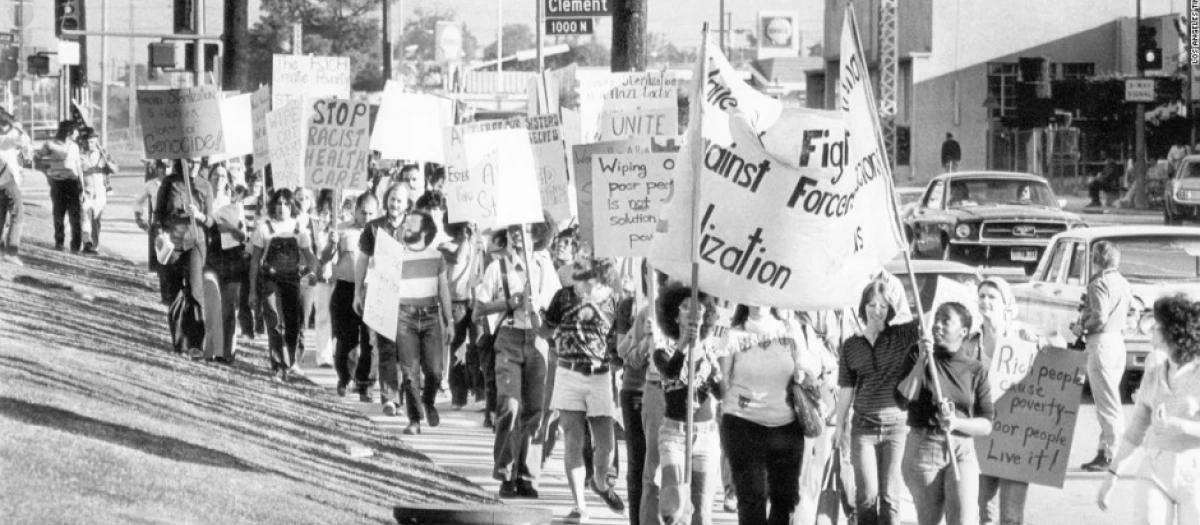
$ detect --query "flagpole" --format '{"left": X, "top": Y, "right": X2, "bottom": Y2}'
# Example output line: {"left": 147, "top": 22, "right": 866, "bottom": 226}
{"left": 845, "top": 7, "right": 959, "bottom": 479}
{"left": 683, "top": 23, "right": 710, "bottom": 487}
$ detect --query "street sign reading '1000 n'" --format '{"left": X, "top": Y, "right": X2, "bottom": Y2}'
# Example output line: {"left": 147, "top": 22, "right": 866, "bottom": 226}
{"left": 546, "top": 18, "right": 594, "bottom": 36}
{"left": 1125, "top": 78, "right": 1156, "bottom": 102}
{"left": 546, "top": 0, "right": 612, "bottom": 18}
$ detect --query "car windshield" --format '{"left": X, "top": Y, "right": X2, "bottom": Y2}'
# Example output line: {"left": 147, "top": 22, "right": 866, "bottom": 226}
{"left": 895, "top": 273, "right": 982, "bottom": 313}
{"left": 1111, "top": 236, "right": 1200, "bottom": 282}
{"left": 1182, "top": 162, "right": 1200, "bottom": 179}
{"left": 946, "top": 179, "right": 1058, "bottom": 208}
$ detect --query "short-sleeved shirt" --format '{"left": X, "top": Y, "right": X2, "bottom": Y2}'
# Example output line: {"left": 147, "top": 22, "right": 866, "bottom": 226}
{"left": 1083, "top": 269, "right": 1132, "bottom": 335}
{"left": 655, "top": 342, "right": 722, "bottom": 423}
{"left": 475, "top": 251, "right": 561, "bottom": 330}
{"left": 358, "top": 216, "right": 402, "bottom": 258}
{"left": 720, "top": 320, "right": 822, "bottom": 428}
{"left": 838, "top": 319, "right": 922, "bottom": 423}
{"left": 544, "top": 286, "right": 617, "bottom": 367}
{"left": 897, "top": 348, "right": 994, "bottom": 434}
{"left": 0, "top": 128, "right": 31, "bottom": 186}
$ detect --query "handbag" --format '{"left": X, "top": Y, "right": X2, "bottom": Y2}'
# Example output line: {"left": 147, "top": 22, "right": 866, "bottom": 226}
{"left": 815, "top": 447, "right": 853, "bottom": 525}
{"left": 787, "top": 324, "right": 825, "bottom": 438}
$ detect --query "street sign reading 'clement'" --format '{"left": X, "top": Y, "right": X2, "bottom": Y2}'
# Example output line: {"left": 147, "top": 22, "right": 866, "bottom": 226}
{"left": 546, "top": 0, "right": 612, "bottom": 18}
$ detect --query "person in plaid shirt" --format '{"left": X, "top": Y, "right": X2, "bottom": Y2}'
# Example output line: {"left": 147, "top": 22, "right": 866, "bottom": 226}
{"left": 543, "top": 257, "right": 626, "bottom": 522}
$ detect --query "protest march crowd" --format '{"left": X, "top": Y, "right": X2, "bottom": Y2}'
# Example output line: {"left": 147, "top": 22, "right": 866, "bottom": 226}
{"left": 3, "top": 9, "right": 1200, "bottom": 525}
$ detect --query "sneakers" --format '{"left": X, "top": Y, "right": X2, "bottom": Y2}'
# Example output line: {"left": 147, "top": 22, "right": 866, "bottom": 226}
{"left": 589, "top": 477, "right": 624, "bottom": 513}
{"left": 382, "top": 402, "right": 399, "bottom": 417}
{"left": 565, "top": 507, "right": 590, "bottom": 523}
{"left": 357, "top": 388, "right": 371, "bottom": 403}
{"left": 1081, "top": 450, "right": 1113, "bottom": 472}
{"left": 336, "top": 383, "right": 348, "bottom": 397}
{"left": 514, "top": 479, "right": 539, "bottom": 499}
{"left": 425, "top": 404, "right": 440, "bottom": 427}
{"left": 498, "top": 480, "right": 519, "bottom": 499}
{"left": 403, "top": 422, "right": 422, "bottom": 435}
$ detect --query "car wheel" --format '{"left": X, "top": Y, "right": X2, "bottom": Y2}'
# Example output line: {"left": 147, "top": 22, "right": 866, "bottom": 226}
{"left": 1165, "top": 206, "right": 1182, "bottom": 226}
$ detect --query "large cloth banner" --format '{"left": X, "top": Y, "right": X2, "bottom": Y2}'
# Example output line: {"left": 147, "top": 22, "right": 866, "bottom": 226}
{"left": 136, "top": 86, "right": 224, "bottom": 160}
{"left": 371, "top": 81, "right": 454, "bottom": 163}
{"left": 272, "top": 55, "right": 351, "bottom": 110}
{"left": 363, "top": 233, "right": 404, "bottom": 341}
{"left": 305, "top": 98, "right": 371, "bottom": 190}
{"left": 591, "top": 152, "right": 677, "bottom": 258}
{"left": 571, "top": 139, "right": 653, "bottom": 248}
{"left": 443, "top": 118, "right": 526, "bottom": 226}
{"left": 976, "top": 346, "right": 1087, "bottom": 488}
{"left": 251, "top": 86, "right": 271, "bottom": 166}
{"left": 649, "top": 28, "right": 904, "bottom": 310}
{"left": 266, "top": 100, "right": 307, "bottom": 190}
{"left": 464, "top": 129, "right": 544, "bottom": 228}
{"left": 526, "top": 114, "right": 575, "bottom": 229}
{"left": 577, "top": 70, "right": 680, "bottom": 142}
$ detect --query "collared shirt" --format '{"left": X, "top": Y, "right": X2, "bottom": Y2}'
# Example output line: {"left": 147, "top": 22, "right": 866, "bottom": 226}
{"left": 838, "top": 319, "right": 921, "bottom": 422}
{"left": 1082, "top": 268, "right": 1132, "bottom": 335}
{"left": 475, "top": 250, "right": 561, "bottom": 330}
{"left": 1126, "top": 354, "right": 1200, "bottom": 452}
{"left": 38, "top": 139, "right": 82, "bottom": 181}
{"left": 0, "top": 128, "right": 31, "bottom": 187}
{"left": 897, "top": 348, "right": 994, "bottom": 434}
{"left": 447, "top": 236, "right": 482, "bottom": 302}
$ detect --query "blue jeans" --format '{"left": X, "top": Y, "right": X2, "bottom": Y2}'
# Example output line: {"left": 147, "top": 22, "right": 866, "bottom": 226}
{"left": 978, "top": 474, "right": 1028, "bottom": 525}
{"left": 492, "top": 326, "right": 547, "bottom": 483}
{"left": 659, "top": 418, "right": 719, "bottom": 525}
{"left": 721, "top": 414, "right": 803, "bottom": 525}
{"left": 850, "top": 414, "right": 908, "bottom": 525}
{"left": 901, "top": 428, "right": 980, "bottom": 525}
{"left": 396, "top": 304, "right": 444, "bottom": 422}
{"left": 641, "top": 381, "right": 666, "bottom": 525}
{"left": 261, "top": 278, "right": 303, "bottom": 371}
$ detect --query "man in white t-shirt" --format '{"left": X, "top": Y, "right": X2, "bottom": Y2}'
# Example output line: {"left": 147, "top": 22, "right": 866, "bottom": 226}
{"left": 0, "top": 109, "right": 33, "bottom": 264}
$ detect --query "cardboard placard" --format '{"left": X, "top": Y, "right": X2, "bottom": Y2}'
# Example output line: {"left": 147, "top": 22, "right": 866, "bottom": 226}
{"left": 464, "top": 129, "right": 544, "bottom": 228}
{"left": 976, "top": 346, "right": 1087, "bottom": 488}
{"left": 590, "top": 152, "right": 677, "bottom": 258}
{"left": 265, "top": 100, "right": 307, "bottom": 190}
{"left": 363, "top": 233, "right": 404, "bottom": 341}
{"left": 525, "top": 114, "right": 575, "bottom": 229}
{"left": 136, "top": 85, "right": 224, "bottom": 160}
{"left": 443, "top": 118, "right": 526, "bottom": 226}
{"left": 251, "top": 86, "right": 271, "bottom": 166}
{"left": 218, "top": 93, "right": 253, "bottom": 159}
{"left": 305, "top": 98, "right": 371, "bottom": 190}
{"left": 577, "top": 71, "right": 680, "bottom": 142}
{"left": 371, "top": 82, "right": 454, "bottom": 163}
{"left": 272, "top": 55, "right": 352, "bottom": 110}
{"left": 571, "top": 139, "right": 654, "bottom": 250}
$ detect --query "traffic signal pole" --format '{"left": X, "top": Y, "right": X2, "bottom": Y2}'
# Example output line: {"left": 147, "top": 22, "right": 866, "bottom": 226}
{"left": 193, "top": 0, "right": 205, "bottom": 86}
{"left": 1134, "top": 0, "right": 1147, "bottom": 209}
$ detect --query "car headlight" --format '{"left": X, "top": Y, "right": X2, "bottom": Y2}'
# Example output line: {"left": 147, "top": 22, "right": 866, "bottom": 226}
{"left": 1127, "top": 297, "right": 1146, "bottom": 334}
{"left": 955, "top": 224, "right": 972, "bottom": 238}
{"left": 1070, "top": 222, "right": 1088, "bottom": 229}
{"left": 1138, "top": 311, "right": 1157, "bottom": 336}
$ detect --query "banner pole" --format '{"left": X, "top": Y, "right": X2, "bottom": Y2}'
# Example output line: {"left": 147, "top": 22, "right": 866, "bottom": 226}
{"left": 683, "top": 22, "right": 710, "bottom": 487}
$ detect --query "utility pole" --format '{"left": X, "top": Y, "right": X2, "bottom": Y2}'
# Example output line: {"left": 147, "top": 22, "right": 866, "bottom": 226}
{"left": 611, "top": 0, "right": 646, "bottom": 72}
{"left": 536, "top": 0, "right": 544, "bottom": 73}
{"left": 223, "top": 0, "right": 249, "bottom": 91}
{"left": 382, "top": 0, "right": 392, "bottom": 80}
{"left": 718, "top": 0, "right": 725, "bottom": 54}
{"left": 193, "top": 0, "right": 205, "bottom": 86}
{"left": 1134, "top": 0, "right": 1148, "bottom": 209}
{"left": 100, "top": 0, "right": 107, "bottom": 143}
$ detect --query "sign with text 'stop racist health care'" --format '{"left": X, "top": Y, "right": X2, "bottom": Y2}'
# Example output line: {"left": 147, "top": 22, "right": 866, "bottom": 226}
{"left": 305, "top": 98, "right": 370, "bottom": 191}
{"left": 545, "top": 0, "right": 611, "bottom": 18}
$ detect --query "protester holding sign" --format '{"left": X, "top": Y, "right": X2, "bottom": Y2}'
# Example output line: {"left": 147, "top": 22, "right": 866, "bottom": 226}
{"left": 1097, "top": 294, "right": 1200, "bottom": 523}
{"left": 154, "top": 159, "right": 216, "bottom": 357}
{"left": 37, "top": 121, "right": 84, "bottom": 252}
{"left": 248, "top": 188, "right": 319, "bottom": 382}
{"left": 205, "top": 165, "right": 250, "bottom": 364}
{"left": 896, "top": 302, "right": 994, "bottom": 525}
{"left": 296, "top": 187, "right": 336, "bottom": 368}
{"left": 330, "top": 192, "right": 379, "bottom": 400}
{"left": 0, "top": 109, "right": 33, "bottom": 265}
{"left": 78, "top": 128, "right": 116, "bottom": 254}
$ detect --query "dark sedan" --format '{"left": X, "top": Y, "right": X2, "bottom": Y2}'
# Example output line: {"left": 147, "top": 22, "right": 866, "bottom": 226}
{"left": 903, "top": 172, "right": 1086, "bottom": 274}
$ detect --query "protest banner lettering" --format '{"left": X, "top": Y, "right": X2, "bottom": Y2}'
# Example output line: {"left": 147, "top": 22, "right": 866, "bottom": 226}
{"left": 464, "top": 129, "right": 543, "bottom": 227}
{"left": 590, "top": 152, "right": 676, "bottom": 258}
{"left": 977, "top": 346, "right": 1086, "bottom": 488}
{"left": 371, "top": 81, "right": 454, "bottom": 162}
{"left": 251, "top": 86, "right": 271, "bottom": 166}
{"left": 526, "top": 114, "right": 575, "bottom": 229}
{"left": 443, "top": 118, "right": 526, "bottom": 226}
{"left": 363, "top": 233, "right": 404, "bottom": 340}
{"left": 577, "top": 70, "right": 680, "bottom": 142}
{"left": 649, "top": 28, "right": 904, "bottom": 311}
{"left": 266, "top": 100, "right": 306, "bottom": 189}
{"left": 306, "top": 98, "right": 371, "bottom": 191}
{"left": 216, "top": 93, "right": 253, "bottom": 159}
{"left": 572, "top": 139, "right": 653, "bottom": 248}
{"left": 272, "top": 55, "right": 351, "bottom": 110}
{"left": 136, "top": 85, "right": 224, "bottom": 160}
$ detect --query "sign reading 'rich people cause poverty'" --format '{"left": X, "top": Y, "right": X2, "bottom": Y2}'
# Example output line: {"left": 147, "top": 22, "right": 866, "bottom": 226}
{"left": 977, "top": 346, "right": 1087, "bottom": 488}
{"left": 136, "top": 85, "right": 224, "bottom": 160}
{"left": 305, "top": 98, "right": 371, "bottom": 190}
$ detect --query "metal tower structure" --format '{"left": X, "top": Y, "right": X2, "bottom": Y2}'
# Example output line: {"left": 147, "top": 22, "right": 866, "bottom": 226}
{"left": 878, "top": 0, "right": 898, "bottom": 167}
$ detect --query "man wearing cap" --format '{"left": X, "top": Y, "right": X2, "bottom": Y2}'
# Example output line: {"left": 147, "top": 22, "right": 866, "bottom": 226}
{"left": 0, "top": 108, "right": 33, "bottom": 264}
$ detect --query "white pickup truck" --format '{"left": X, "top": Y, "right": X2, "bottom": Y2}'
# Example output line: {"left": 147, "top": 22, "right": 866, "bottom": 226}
{"left": 1012, "top": 226, "right": 1200, "bottom": 399}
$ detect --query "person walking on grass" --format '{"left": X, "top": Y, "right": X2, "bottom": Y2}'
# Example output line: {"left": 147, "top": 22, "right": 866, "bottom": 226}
{"left": 36, "top": 120, "right": 83, "bottom": 252}
{"left": 0, "top": 109, "right": 32, "bottom": 265}
{"left": 78, "top": 126, "right": 116, "bottom": 254}
{"left": 154, "top": 158, "right": 215, "bottom": 358}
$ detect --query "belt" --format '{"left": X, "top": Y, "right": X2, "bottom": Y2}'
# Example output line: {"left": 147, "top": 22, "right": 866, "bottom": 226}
{"left": 645, "top": 380, "right": 663, "bottom": 388}
{"left": 398, "top": 304, "right": 440, "bottom": 314}
{"left": 560, "top": 360, "right": 610, "bottom": 376}
{"left": 662, "top": 418, "right": 718, "bottom": 433}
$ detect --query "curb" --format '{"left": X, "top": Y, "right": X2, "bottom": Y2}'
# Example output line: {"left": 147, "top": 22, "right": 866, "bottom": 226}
{"left": 394, "top": 504, "right": 554, "bottom": 525}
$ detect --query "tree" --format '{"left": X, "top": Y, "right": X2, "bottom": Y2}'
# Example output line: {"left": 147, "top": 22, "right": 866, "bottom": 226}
{"left": 480, "top": 24, "right": 536, "bottom": 71}
{"left": 247, "top": 0, "right": 385, "bottom": 92}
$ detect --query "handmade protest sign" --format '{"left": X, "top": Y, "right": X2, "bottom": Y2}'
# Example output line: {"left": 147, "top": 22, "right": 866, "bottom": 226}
{"left": 977, "top": 346, "right": 1086, "bottom": 488}
{"left": 266, "top": 100, "right": 307, "bottom": 189}
{"left": 571, "top": 139, "right": 653, "bottom": 248}
{"left": 363, "top": 233, "right": 404, "bottom": 340}
{"left": 576, "top": 70, "right": 680, "bottom": 142}
{"left": 590, "top": 152, "right": 676, "bottom": 258}
{"left": 649, "top": 32, "right": 904, "bottom": 311}
{"left": 218, "top": 93, "right": 253, "bottom": 158}
{"left": 306, "top": 98, "right": 371, "bottom": 190}
{"left": 443, "top": 118, "right": 526, "bottom": 226}
{"left": 136, "top": 85, "right": 224, "bottom": 160}
{"left": 251, "top": 86, "right": 271, "bottom": 166}
{"left": 272, "top": 55, "right": 351, "bottom": 110}
{"left": 371, "top": 81, "right": 454, "bottom": 162}
{"left": 526, "top": 114, "right": 575, "bottom": 228}
{"left": 464, "top": 129, "right": 544, "bottom": 228}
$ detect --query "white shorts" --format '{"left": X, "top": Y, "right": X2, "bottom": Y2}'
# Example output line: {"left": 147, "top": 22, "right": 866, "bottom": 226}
{"left": 549, "top": 365, "right": 616, "bottom": 418}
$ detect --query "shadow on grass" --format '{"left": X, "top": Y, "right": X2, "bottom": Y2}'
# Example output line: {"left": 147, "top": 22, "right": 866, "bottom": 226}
{"left": 0, "top": 396, "right": 262, "bottom": 473}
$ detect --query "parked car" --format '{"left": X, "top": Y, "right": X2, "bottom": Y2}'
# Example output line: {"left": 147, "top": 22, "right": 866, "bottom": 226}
{"left": 1163, "top": 154, "right": 1200, "bottom": 224}
{"left": 884, "top": 259, "right": 981, "bottom": 320}
{"left": 1012, "top": 226, "right": 1200, "bottom": 399}
{"left": 903, "top": 172, "right": 1086, "bottom": 275}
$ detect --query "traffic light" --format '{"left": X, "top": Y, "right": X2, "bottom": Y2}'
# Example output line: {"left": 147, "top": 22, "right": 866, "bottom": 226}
{"left": 1138, "top": 24, "right": 1162, "bottom": 71}
{"left": 183, "top": 42, "right": 220, "bottom": 73}
{"left": 0, "top": 46, "right": 18, "bottom": 81}
{"left": 148, "top": 43, "right": 177, "bottom": 69}
{"left": 895, "top": 126, "right": 911, "bottom": 166}
{"left": 175, "top": 0, "right": 196, "bottom": 34}
{"left": 55, "top": 0, "right": 85, "bottom": 39}
{"left": 27, "top": 55, "right": 49, "bottom": 76}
